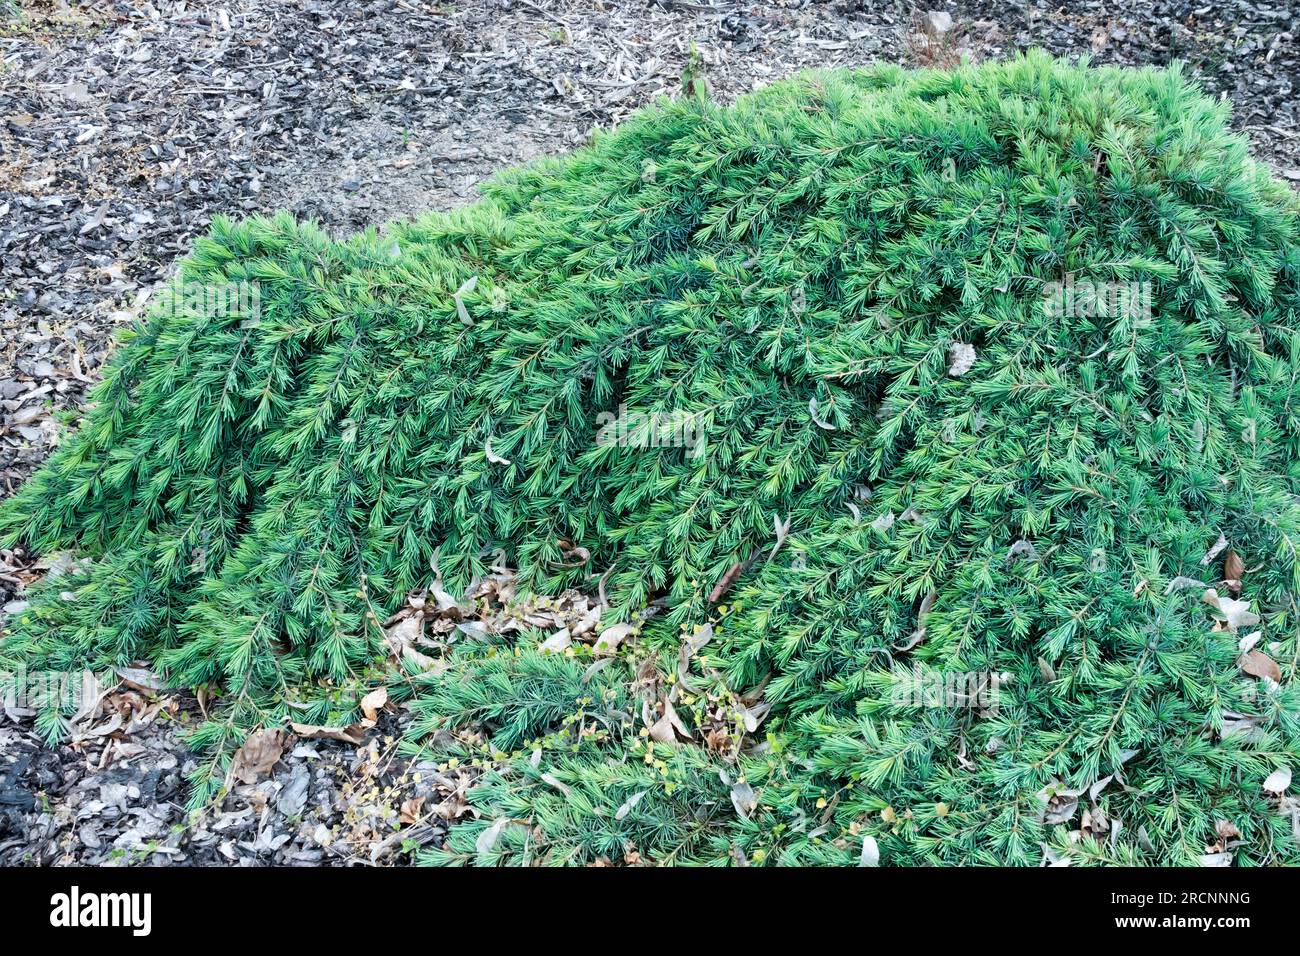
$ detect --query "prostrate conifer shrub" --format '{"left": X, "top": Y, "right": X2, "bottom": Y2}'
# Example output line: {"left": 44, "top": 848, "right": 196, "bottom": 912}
{"left": 4, "top": 53, "right": 1300, "bottom": 865}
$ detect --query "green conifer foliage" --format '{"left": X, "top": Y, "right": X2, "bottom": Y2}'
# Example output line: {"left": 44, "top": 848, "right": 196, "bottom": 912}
{"left": 4, "top": 54, "right": 1300, "bottom": 863}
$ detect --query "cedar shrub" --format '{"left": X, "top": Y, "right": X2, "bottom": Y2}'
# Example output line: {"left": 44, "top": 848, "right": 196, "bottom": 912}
{"left": 3, "top": 53, "right": 1300, "bottom": 865}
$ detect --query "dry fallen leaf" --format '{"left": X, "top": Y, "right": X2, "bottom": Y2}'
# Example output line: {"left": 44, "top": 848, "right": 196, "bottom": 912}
{"left": 768, "top": 513, "right": 792, "bottom": 561}
{"left": 385, "top": 614, "right": 423, "bottom": 655}
{"left": 1223, "top": 549, "right": 1244, "bottom": 594}
{"left": 1215, "top": 817, "right": 1238, "bottom": 839}
{"left": 647, "top": 696, "right": 691, "bottom": 744}
{"left": 114, "top": 666, "right": 169, "bottom": 693}
{"left": 539, "top": 627, "right": 572, "bottom": 654}
{"left": 290, "top": 721, "right": 367, "bottom": 745}
{"left": 859, "top": 834, "right": 880, "bottom": 867}
{"left": 1203, "top": 588, "right": 1260, "bottom": 632}
{"left": 1037, "top": 656, "right": 1057, "bottom": 682}
{"left": 540, "top": 772, "right": 572, "bottom": 796}
{"left": 1201, "top": 533, "right": 1229, "bottom": 566}
{"left": 476, "top": 818, "right": 511, "bottom": 855}
{"left": 1263, "top": 766, "right": 1292, "bottom": 795}
{"left": 360, "top": 687, "right": 388, "bottom": 722}
{"left": 893, "top": 588, "right": 937, "bottom": 652}
{"left": 709, "top": 559, "right": 745, "bottom": 602}
{"left": 400, "top": 796, "right": 427, "bottom": 825}
{"left": 231, "top": 728, "right": 289, "bottom": 784}
{"left": 1239, "top": 649, "right": 1282, "bottom": 683}
{"left": 454, "top": 275, "right": 477, "bottom": 326}
{"left": 730, "top": 779, "right": 757, "bottom": 819}
{"left": 615, "top": 790, "right": 648, "bottom": 821}
{"left": 593, "top": 621, "right": 635, "bottom": 655}
{"left": 808, "top": 396, "right": 838, "bottom": 431}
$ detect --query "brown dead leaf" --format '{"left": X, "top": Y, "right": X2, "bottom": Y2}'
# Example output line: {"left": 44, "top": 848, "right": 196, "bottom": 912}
{"left": 709, "top": 560, "right": 745, "bottom": 603}
{"left": 1223, "top": 549, "right": 1244, "bottom": 594}
{"left": 400, "top": 796, "right": 427, "bottom": 826}
{"left": 360, "top": 687, "right": 388, "bottom": 722}
{"left": 1239, "top": 650, "right": 1282, "bottom": 683}
{"left": 290, "top": 721, "right": 367, "bottom": 745}
{"left": 385, "top": 614, "right": 423, "bottom": 656}
{"left": 231, "top": 728, "right": 289, "bottom": 784}
{"left": 540, "top": 772, "right": 572, "bottom": 796}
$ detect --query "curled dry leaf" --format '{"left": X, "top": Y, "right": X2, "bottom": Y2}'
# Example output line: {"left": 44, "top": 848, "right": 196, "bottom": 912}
{"left": 453, "top": 275, "right": 477, "bottom": 326}
{"left": 739, "top": 700, "right": 772, "bottom": 733}
{"left": 730, "top": 779, "right": 757, "bottom": 819}
{"left": 1223, "top": 549, "right": 1244, "bottom": 594}
{"left": 648, "top": 715, "right": 677, "bottom": 743}
{"left": 115, "top": 666, "right": 169, "bottom": 693}
{"left": 1006, "top": 539, "right": 1039, "bottom": 562}
{"left": 648, "top": 696, "right": 690, "bottom": 743}
{"left": 1036, "top": 779, "right": 1082, "bottom": 826}
{"left": 1214, "top": 819, "right": 1242, "bottom": 842}
{"left": 1089, "top": 774, "right": 1114, "bottom": 801}
{"left": 1200, "top": 533, "right": 1229, "bottom": 566}
{"left": 385, "top": 613, "right": 441, "bottom": 673}
{"left": 540, "top": 627, "right": 572, "bottom": 654}
{"left": 893, "top": 588, "right": 937, "bottom": 652}
{"left": 593, "top": 621, "right": 634, "bottom": 655}
{"left": 360, "top": 687, "right": 388, "bottom": 722}
{"left": 1263, "top": 766, "right": 1292, "bottom": 795}
{"left": 709, "top": 559, "right": 746, "bottom": 602}
{"left": 1164, "top": 575, "right": 1207, "bottom": 594}
{"left": 808, "top": 396, "right": 838, "bottom": 431}
{"left": 768, "top": 513, "right": 792, "bottom": 561}
{"left": 540, "top": 773, "right": 572, "bottom": 796}
{"left": 683, "top": 621, "right": 713, "bottom": 657}
{"left": 475, "top": 818, "right": 511, "bottom": 856}
{"left": 571, "top": 605, "right": 601, "bottom": 638}
{"left": 647, "top": 697, "right": 691, "bottom": 749}
{"left": 582, "top": 657, "right": 614, "bottom": 683}
{"left": 431, "top": 583, "right": 464, "bottom": 613}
